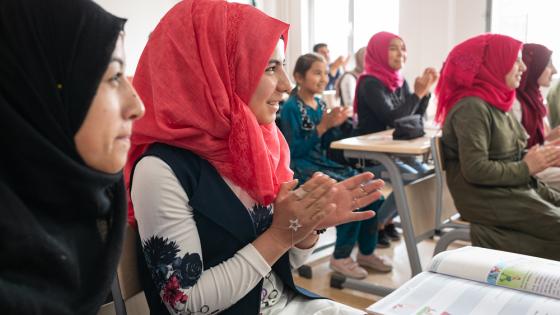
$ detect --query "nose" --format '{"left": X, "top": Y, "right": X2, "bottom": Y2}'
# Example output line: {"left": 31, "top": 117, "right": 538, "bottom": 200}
{"left": 276, "top": 66, "right": 292, "bottom": 94}
{"left": 124, "top": 78, "right": 145, "bottom": 121}
{"left": 519, "top": 60, "right": 527, "bottom": 73}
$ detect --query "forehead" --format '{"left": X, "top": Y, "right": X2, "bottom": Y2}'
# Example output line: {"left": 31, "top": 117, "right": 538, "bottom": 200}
{"left": 112, "top": 34, "right": 125, "bottom": 59}
{"left": 270, "top": 39, "right": 285, "bottom": 61}
{"left": 389, "top": 38, "right": 404, "bottom": 47}
{"left": 310, "top": 60, "right": 326, "bottom": 69}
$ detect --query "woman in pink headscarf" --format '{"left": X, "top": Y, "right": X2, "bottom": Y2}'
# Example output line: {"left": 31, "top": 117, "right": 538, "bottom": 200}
{"left": 510, "top": 43, "right": 560, "bottom": 190}
{"left": 125, "top": 0, "right": 383, "bottom": 314}
{"left": 353, "top": 31, "right": 438, "bottom": 246}
{"left": 437, "top": 34, "right": 560, "bottom": 260}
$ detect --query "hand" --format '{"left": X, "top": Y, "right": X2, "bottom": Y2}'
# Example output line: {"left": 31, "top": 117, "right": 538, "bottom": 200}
{"left": 317, "top": 107, "right": 348, "bottom": 136}
{"left": 546, "top": 126, "right": 560, "bottom": 142}
{"left": 523, "top": 144, "right": 560, "bottom": 175}
{"left": 423, "top": 67, "right": 439, "bottom": 86}
{"left": 331, "top": 55, "right": 345, "bottom": 70}
{"left": 414, "top": 67, "right": 438, "bottom": 98}
{"left": 268, "top": 173, "right": 337, "bottom": 249}
{"left": 316, "top": 172, "right": 384, "bottom": 229}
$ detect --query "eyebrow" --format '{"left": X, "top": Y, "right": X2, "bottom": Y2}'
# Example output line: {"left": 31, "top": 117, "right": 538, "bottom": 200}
{"left": 111, "top": 57, "right": 125, "bottom": 67}
{"left": 268, "top": 59, "right": 285, "bottom": 65}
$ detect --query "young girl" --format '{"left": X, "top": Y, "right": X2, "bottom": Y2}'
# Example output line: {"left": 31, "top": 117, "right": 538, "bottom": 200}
{"left": 353, "top": 31, "right": 437, "bottom": 246}
{"left": 280, "top": 53, "right": 392, "bottom": 280}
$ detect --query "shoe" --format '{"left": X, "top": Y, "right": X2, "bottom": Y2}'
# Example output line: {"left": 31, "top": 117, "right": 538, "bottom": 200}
{"left": 329, "top": 257, "right": 368, "bottom": 279}
{"left": 385, "top": 223, "right": 401, "bottom": 241}
{"left": 377, "top": 230, "right": 391, "bottom": 248}
{"left": 357, "top": 253, "right": 393, "bottom": 273}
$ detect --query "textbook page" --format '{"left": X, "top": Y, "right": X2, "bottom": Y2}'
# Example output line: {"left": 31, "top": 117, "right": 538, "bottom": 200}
{"left": 366, "top": 272, "right": 560, "bottom": 315}
{"left": 429, "top": 246, "right": 560, "bottom": 299}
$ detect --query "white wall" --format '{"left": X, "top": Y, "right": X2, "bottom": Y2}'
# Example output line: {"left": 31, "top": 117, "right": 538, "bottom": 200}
{"left": 399, "top": 0, "right": 487, "bottom": 118}
{"left": 92, "top": 0, "right": 488, "bottom": 87}
{"left": 93, "top": 0, "right": 181, "bottom": 75}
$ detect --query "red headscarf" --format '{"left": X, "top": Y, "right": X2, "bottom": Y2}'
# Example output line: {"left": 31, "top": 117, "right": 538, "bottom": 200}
{"left": 125, "top": 0, "right": 293, "bottom": 223}
{"left": 517, "top": 43, "right": 552, "bottom": 148}
{"left": 353, "top": 31, "right": 404, "bottom": 114}
{"left": 435, "top": 34, "right": 523, "bottom": 123}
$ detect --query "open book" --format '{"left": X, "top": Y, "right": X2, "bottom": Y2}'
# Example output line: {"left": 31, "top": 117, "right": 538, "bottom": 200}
{"left": 367, "top": 246, "right": 560, "bottom": 315}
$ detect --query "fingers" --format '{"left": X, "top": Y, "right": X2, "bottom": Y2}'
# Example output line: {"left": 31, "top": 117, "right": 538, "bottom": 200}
{"left": 299, "top": 178, "right": 336, "bottom": 208}
{"left": 277, "top": 179, "right": 299, "bottom": 200}
{"left": 352, "top": 190, "right": 384, "bottom": 210}
{"left": 339, "top": 172, "right": 375, "bottom": 190}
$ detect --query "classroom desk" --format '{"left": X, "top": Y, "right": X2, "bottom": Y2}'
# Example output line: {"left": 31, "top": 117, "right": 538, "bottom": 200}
{"left": 330, "top": 129, "right": 440, "bottom": 296}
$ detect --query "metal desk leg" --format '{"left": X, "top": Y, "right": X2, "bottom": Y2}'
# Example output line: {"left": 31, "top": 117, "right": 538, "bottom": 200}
{"left": 344, "top": 151, "right": 423, "bottom": 276}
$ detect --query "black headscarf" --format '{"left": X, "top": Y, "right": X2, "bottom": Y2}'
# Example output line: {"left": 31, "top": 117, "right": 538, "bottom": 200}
{"left": 0, "top": 0, "right": 127, "bottom": 314}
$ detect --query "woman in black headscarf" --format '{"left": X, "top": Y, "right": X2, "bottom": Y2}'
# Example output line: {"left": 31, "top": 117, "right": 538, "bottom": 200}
{"left": 0, "top": 0, "right": 144, "bottom": 314}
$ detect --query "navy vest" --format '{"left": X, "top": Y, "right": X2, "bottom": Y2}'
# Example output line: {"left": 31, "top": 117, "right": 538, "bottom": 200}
{"left": 133, "top": 143, "right": 318, "bottom": 315}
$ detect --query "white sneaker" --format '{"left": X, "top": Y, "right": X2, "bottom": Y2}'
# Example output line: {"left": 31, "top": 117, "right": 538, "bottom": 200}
{"left": 329, "top": 257, "right": 368, "bottom": 279}
{"left": 357, "top": 253, "right": 393, "bottom": 273}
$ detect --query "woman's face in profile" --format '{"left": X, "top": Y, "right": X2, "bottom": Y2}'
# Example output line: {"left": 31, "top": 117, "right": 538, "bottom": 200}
{"left": 505, "top": 52, "right": 527, "bottom": 89}
{"left": 74, "top": 34, "right": 145, "bottom": 173}
{"left": 388, "top": 38, "right": 407, "bottom": 70}
{"left": 248, "top": 39, "right": 291, "bottom": 125}
{"left": 537, "top": 59, "right": 557, "bottom": 88}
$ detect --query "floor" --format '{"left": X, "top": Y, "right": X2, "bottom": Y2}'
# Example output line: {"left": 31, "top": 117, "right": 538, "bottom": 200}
{"left": 292, "top": 227, "right": 468, "bottom": 311}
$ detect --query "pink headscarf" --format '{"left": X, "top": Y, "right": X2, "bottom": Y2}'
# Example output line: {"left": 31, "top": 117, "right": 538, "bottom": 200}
{"left": 435, "top": 34, "right": 523, "bottom": 124}
{"left": 353, "top": 32, "right": 404, "bottom": 114}
{"left": 125, "top": 0, "right": 293, "bottom": 223}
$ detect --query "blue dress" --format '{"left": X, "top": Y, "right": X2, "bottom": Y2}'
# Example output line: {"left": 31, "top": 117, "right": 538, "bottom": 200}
{"left": 280, "top": 94, "right": 383, "bottom": 259}
{"left": 280, "top": 95, "right": 357, "bottom": 182}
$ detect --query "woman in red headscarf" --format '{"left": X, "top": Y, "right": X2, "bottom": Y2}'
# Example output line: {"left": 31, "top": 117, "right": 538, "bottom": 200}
{"left": 353, "top": 31, "right": 438, "bottom": 246}
{"left": 125, "top": 1, "right": 383, "bottom": 314}
{"left": 436, "top": 34, "right": 560, "bottom": 260}
{"left": 510, "top": 43, "right": 560, "bottom": 190}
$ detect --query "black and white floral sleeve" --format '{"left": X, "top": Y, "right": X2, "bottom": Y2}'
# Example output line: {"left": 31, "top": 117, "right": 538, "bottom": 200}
{"left": 131, "top": 156, "right": 272, "bottom": 314}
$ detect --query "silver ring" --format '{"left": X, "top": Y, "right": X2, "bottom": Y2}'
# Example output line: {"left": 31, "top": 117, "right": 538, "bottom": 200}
{"left": 359, "top": 183, "right": 367, "bottom": 195}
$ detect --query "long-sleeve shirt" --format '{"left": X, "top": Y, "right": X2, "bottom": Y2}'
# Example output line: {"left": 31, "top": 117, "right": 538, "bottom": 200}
{"left": 354, "top": 76, "right": 430, "bottom": 136}
{"left": 131, "top": 156, "right": 314, "bottom": 314}
{"left": 338, "top": 72, "right": 358, "bottom": 107}
{"left": 441, "top": 96, "right": 560, "bottom": 260}
{"left": 279, "top": 95, "right": 358, "bottom": 183}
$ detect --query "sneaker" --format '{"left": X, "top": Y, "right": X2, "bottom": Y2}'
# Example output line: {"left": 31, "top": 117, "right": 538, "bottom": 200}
{"left": 329, "top": 257, "right": 368, "bottom": 279}
{"left": 357, "top": 253, "right": 393, "bottom": 273}
{"left": 385, "top": 223, "right": 401, "bottom": 241}
{"left": 377, "top": 230, "right": 391, "bottom": 248}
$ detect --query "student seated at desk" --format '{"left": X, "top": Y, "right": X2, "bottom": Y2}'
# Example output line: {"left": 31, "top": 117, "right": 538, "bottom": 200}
{"left": 0, "top": 0, "right": 145, "bottom": 313}
{"left": 280, "top": 53, "right": 392, "bottom": 279}
{"left": 127, "top": 1, "right": 384, "bottom": 314}
{"left": 353, "top": 31, "right": 437, "bottom": 244}
{"left": 436, "top": 33, "right": 560, "bottom": 261}
{"left": 511, "top": 43, "right": 560, "bottom": 191}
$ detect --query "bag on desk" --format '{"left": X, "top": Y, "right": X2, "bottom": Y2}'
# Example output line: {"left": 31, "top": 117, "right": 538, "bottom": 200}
{"left": 392, "top": 114, "right": 425, "bottom": 140}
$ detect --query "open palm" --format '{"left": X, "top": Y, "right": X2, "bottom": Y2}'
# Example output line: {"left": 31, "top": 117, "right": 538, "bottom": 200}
{"left": 316, "top": 172, "right": 384, "bottom": 229}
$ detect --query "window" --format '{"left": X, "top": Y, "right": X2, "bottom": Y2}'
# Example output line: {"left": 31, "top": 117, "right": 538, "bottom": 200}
{"left": 310, "top": 0, "right": 399, "bottom": 58}
{"left": 492, "top": 0, "right": 560, "bottom": 67}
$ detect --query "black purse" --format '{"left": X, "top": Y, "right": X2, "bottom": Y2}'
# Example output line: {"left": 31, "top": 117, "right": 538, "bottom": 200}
{"left": 392, "top": 114, "right": 425, "bottom": 140}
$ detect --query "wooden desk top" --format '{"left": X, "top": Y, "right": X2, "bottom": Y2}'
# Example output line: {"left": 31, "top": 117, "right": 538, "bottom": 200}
{"left": 330, "top": 129, "right": 440, "bottom": 155}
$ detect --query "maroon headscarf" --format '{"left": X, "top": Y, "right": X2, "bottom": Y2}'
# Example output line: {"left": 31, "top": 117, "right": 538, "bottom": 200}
{"left": 517, "top": 43, "right": 552, "bottom": 148}
{"left": 435, "top": 34, "right": 523, "bottom": 123}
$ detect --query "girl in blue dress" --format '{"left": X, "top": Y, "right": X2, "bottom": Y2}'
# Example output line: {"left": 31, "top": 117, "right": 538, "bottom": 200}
{"left": 280, "top": 53, "right": 393, "bottom": 278}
